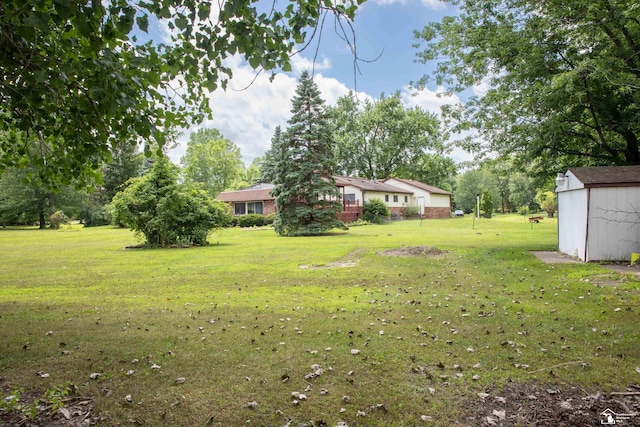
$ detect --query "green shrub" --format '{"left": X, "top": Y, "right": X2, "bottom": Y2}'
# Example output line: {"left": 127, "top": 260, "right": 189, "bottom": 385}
{"left": 363, "top": 199, "right": 390, "bottom": 224}
{"left": 404, "top": 206, "right": 420, "bottom": 218}
{"left": 518, "top": 206, "right": 531, "bottom": 215}
{"left": 480, "top": 191, "right": 493, "bottom": 218}
{"left": 49, "top": 211, "right": 66, "bottom": 229}
{"left": 238, "top": 214, "right": 266, "bottom": 227}
{"left": 110, "top": 156, "right": 231, "bottom": 247}
{"left": 82, "top": 204, "right": 112, "bottom": 227}
{"left": 264, "top": 213, "right": 277, "bottom": 225}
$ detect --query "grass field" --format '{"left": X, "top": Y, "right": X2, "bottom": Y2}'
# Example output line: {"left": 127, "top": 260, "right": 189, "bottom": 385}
{"left": 0, "top": 215, "right": 639, "bottom": 426}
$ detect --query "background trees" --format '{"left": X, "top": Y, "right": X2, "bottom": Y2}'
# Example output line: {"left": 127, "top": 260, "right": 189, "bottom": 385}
{"left": 181, "top": 129, "right": 243, "bottom": 197}
{"left": 329, "top": 92, "right": 443, "bottom": 180}
{"left": 0, "top": 166, "right": 83, "bottom": 228}
{"left": 272, "top": 71, "right": 346, "bottom": 236}
{"left": 415, "top": 0, "right": 640, "bottom": 176}
{"left": 454, "top": 169, "right": 500, "bottom": 213}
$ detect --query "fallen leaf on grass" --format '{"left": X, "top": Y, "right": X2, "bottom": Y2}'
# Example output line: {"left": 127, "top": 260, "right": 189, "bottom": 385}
{"left": 492, "top": 409, "right": 506, "bottom": 420}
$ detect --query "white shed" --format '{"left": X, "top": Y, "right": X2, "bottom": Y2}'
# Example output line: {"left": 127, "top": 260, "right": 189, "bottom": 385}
{"left": 555, "top": 166, "right": 640, "bottom": 262}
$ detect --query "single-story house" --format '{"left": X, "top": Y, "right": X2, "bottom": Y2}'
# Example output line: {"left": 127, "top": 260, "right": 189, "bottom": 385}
{"left": 216, "top": 183, "right": 277, "bottom": 216}
{"left": 555, "top": 165, "right": 640, "bottom": 262}
{"left": 216, "top": 176, "right": 453, "bottom": 221}
{"left": 382, "top": 178, "right": 453, "bottom": 219}
{"left": 333, "top": 176, "right": 413, "bottom": 220}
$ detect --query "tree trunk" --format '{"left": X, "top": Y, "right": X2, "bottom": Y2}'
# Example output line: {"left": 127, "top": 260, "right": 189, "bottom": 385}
{"left": 39, "top": 212, "right": 46, "bottom": 229}
{"left": 623, "top": 130, "right": 640, "bottom": 165}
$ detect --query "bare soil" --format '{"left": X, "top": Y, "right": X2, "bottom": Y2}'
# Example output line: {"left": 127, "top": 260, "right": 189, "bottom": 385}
{"left": 459, "top": 382, "right": 640, "bottom": 426}
{"left": 377, "top": 246, "right": 448, "bottom": 258}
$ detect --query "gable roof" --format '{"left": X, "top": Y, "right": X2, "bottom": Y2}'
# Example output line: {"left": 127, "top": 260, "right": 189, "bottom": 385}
{"left": 217, "top": 187, "right": 274, "bottom": 202}
{"left": 333, "top": 176, "right": 412, "bottom": 194}
{"left": 382, "top": 177, "right": 452, "bottom": 195}
{"left": 568, "top": 165, "right": 640, "bottom": 188}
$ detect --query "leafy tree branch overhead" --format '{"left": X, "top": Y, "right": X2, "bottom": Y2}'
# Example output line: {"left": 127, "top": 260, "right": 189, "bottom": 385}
{"left": 0, "top": 0, "right": 362, "bottom": 186}
{"left": 414, "top": 0, "right": 640, "bottom": 172}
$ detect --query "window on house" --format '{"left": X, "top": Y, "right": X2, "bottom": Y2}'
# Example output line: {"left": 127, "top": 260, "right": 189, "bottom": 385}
{"left": 234, "top": 203, "right": 246, "bottom": 215}
{"left": 393, "top": 195, "right": 398, "bottom": 203}
{"left": 404, "top": 196, "right": 408, "bottom": 203}
{"left": 385, "top": 195, "right": 389, "bottom": 202}
{"left": 344, "top": 193, "right": 356, "bottom": 202}
{"left": 247, "top": 202, "right": 263, "bottom": 215}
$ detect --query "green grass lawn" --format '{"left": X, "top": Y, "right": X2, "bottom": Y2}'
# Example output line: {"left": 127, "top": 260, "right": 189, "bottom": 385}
{"left": 1, "top": 215, "right": 639, "bottom": 425}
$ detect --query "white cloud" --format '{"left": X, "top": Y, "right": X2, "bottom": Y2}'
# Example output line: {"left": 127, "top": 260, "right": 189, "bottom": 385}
{"left": 419, "top": 0, "right": 447, "bottom": 10}
{"left": 400, "top": 85, "right": 459, "bottom": 114}
{"left": 291, "top": 55, "right": 332, "bottom": 74}
{"left": 168, "top": 57, "right": 363, "bottom": 166}
{"left": 400, "top": 85, "right": 475, "bottom": 164}
{"left": 368, "top": 0, "right": 446, "bottom": 9}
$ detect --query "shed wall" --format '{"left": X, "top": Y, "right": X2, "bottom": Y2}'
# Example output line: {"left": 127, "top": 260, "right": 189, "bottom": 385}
{"left": 558, "top": 189, "right": 588, "bottom": 261}
{"left": 586, "top": 187, "right": 640, "bottom": 261}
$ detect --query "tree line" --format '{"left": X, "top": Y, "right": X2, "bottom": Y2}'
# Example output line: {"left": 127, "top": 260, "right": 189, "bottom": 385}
{"left": 2, "top": 0, "right": 638, "bottom": 239}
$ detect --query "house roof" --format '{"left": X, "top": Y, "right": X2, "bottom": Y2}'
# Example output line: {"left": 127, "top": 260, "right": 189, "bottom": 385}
{"left": 217, "top": 187, "right": 274, "bottom": 202}
{"left": 382, "top": 178, "right": 452, "bottom": 195}
{"left": 333, "top": 176, "right": 412, "bottom": 194}
{"left": 568, "top": 165, "right": 640, "bottom": 187}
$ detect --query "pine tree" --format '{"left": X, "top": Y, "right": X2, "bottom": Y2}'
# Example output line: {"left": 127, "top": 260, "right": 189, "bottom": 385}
{"left": 257, "top": 126, "right": 283, "bottom": 184}
{"left": 272, "top": 71, "right": 347, "bottom": 236}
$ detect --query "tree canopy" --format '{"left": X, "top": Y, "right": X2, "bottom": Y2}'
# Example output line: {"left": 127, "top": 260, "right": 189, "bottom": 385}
{"left": 415, "top": 0, "right": 640, "bottom": 174}
{"left": 329, "top": 92, "right": 442, "bottom": 179}
{"left": 181, "top": 129, "right": 243, "bottom": 197}
{"left": 1, "top": 0, "right": 360, "bottom": 187}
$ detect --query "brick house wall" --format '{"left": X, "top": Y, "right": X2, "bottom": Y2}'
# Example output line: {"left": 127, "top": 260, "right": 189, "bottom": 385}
{"left": 422, "top": 207, "right": 451, "bottom": 219}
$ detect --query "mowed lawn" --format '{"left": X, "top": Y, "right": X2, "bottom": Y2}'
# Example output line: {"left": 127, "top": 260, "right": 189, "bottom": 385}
{"left": 0, "top": 216, "right": 639, "bottom": 425}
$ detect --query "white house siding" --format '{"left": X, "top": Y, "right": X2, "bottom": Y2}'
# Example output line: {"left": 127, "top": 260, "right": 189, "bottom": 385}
{"left": 363, "top": 192, "right": 408, "bottom": 209}
{"left": 586, "top": 187, "right": 640, "bottom": 261}
{"left": 382, "top": 178, "right": 452, "bottom": 218}
{"left": 558, "top": 189, "right": 589, "bottom": 261}
{"left": 341, "top": 185, "right": 365, "bottom": 206}
{"left": 430, "top": 193, "right": 452, "bottom": 208}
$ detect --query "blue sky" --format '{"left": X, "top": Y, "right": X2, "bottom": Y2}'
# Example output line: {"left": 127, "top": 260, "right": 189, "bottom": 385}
{"left": 164, "top": 0, "right": 470, "bottom": 167}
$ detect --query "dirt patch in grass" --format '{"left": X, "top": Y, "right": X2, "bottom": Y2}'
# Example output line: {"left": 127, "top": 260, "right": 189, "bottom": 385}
{"left": 0, "top": 387, "right": 97, "bottom": 426}
{"left": 377, "top": 245, "right": 448, "bottom": 258}
{"left": 299, "top": 248, "right": 366, "bottom": 269}
{"left": 459, "top": 382, "right": 640, "bottom": 426}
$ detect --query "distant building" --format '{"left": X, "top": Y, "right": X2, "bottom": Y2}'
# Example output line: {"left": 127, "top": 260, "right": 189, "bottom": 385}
{"left": 216, "top": 183, "right": 276, "bottom": 216}
{"left": 217, "top": 177, "right": 453, "bottom": 221}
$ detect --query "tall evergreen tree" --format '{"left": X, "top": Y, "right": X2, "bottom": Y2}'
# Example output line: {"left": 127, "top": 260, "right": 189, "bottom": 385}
{"left": 257, "top": 126, "right": 283, "bottom": 184}
{"left": 272, "top": 71, "right": 346, "bottom": 236}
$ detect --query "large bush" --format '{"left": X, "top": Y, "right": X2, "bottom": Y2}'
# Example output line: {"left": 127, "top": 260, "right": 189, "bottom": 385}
{"left": 363, "top": 199, "right": 390, "bottom": 224}
{"left": 237, "top": 214, "right": 266, "bottom": 227}
{"left": 110, "top": 156, "right": 231, "bottom": 247}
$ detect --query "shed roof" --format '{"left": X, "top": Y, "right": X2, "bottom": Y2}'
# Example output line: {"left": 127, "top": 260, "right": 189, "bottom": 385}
{"left": 382, "top": 178, "right": 452, "bottom": 195}
{"left": 333, "top": 176, "right": 412, "bottom": 194}
{"left": 568, "top": 165, "right": 640, "bottom": 188}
